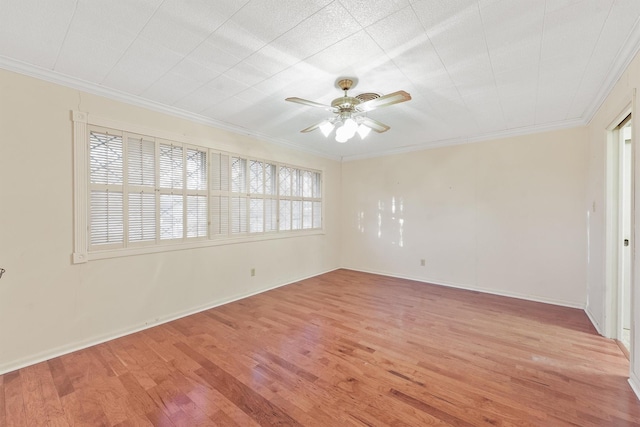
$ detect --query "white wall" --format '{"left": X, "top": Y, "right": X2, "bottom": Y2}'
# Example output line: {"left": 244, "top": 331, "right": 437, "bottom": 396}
{"left": 341, "top": 128, "right": 588, "bottom": 307}
{"left": 0, "top": 69, "right": 341, "bottom": 374}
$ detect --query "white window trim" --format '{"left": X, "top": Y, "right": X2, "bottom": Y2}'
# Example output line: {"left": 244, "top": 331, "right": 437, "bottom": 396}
{"left": 72, "top": 111, "right": 89, "bottom": 263}
{"left": 72, "top": 111, "right": 324, "bottom": 264}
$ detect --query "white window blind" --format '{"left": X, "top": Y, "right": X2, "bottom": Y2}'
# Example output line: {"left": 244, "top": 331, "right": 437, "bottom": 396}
{"left": 279, "top": 200, "right": 291, "bottom": 231}
{"left": 159, "top": 143, "right": 183, "bottom": 189}
{"left": 81, "top": 121, "right": 322, "bottom": 258}
{"left": 231, "top": 196, "right": 248, "bottom": 233}
{"left": 159, "top": 143, "right": 184, "bottom": 241}
{"left": 230, "top": 156, "right": 248, "bottom": 234}
{"left": 90, "top": 190, "right": 123, "bottom": 246}
{"left": 210, "top": 152, "right": 230, "bottom": 237}
{"left": 160, "top": 194, "right": 183, "bottom": 240}
{"left": 127, "top": 136, "right": 156, "bottom": 243}
{"left": 186, "top": 148, "right": 207, "bottom": 238}
{"left": 128, "top": 192, "right": 156, "bottom": 243}
{"left": 247, "top": 160, "right": 277, "bottom": 234}
{"left": 278, "top": 166, "right": 322, "bottom": 232}
{"left": 89, "top": 130, "right": 124, "bottom": 248}
{"left": 128, "top": 136, "right": 155, "bottom": 186}
{"left": 90, "top": 131, "right": 123, "bottom": 186}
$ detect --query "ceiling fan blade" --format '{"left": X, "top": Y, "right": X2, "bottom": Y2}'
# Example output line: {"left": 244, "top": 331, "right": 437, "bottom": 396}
{"left": 361, "top": 117, "right": 390, "bottom": 133}
{"left": 300, "top": 120, "right": 327, "bottom": 133}
{"left": 286, "top": 97, "right": 335, "bottom": 111}
{"left": 357, "top": 90, "right": 411, "bottom": 112}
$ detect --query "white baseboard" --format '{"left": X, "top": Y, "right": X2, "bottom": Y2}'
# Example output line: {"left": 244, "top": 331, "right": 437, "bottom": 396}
{"left": 584, "top": 305, "right": 604, "bottom": 335}
{"left": 0, "top": 267, "right": 339, "bottom": 375}
{"left": 629, "top": 372, "right": 640, "bottom": 401}
{"left": 342, "top": 267, "right": 585, "bottom": 309}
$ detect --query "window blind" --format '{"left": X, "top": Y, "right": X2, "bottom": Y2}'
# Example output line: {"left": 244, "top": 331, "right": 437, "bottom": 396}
{"left": 89, "top": 130, "right": 124, "bottom": 248}
{"left": 84, "top": 123, "right": 322, "bottom": 256}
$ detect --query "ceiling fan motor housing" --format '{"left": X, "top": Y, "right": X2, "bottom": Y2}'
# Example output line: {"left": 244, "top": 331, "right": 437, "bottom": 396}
{"left": 331, "top": 96, "right": 361, "bottom": 111}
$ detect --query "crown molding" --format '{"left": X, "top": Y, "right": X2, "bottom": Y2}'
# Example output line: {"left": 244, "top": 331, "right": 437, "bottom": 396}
{"left": 583, "top": 15, "right": 640, "bottom": 124}
{"left": 340, "top": 117, "right": 587, "bottom": 162}
{"left": 0, "top": 55, "right": 341, "bottom": 162}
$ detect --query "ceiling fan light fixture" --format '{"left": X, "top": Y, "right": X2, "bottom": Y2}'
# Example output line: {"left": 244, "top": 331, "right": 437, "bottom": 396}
{"left": 335, "top": 132, "right": 349, "bottom": 143}
{"left": 343, "top": 118, "right": 358, "bottom": 135}
{"left": 335, "top": 117, "right": 358, "bottom": 142}
{"left": 357, "top": 124, "right": 371, "bottom": 139}
{"left": 319, "top": 121, "right": 334, "bottom": 137}
{"left": 335, "top": 123, "right": 349, "bottom": 140}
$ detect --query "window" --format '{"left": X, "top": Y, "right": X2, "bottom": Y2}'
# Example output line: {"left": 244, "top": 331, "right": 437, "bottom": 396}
{"left": 210, "top": 155, "right": 302, "bottom": 236}
{"left": 278, "top": 167, "right": 322, "bottom": 231}
{"left": 73, "top": 113, "right": 323, "bottom": 262}
{"left": 87, "top": 128, "right": 210, "bottom": 251}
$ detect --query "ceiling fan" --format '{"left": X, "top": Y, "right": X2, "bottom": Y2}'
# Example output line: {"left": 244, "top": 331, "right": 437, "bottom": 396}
{"left": 285, "top": 78, "right": 411, "bottom": 143}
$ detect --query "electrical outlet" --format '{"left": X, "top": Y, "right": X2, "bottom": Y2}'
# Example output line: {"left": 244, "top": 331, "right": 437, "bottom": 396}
{"left": 420, "top": 259, "right": 426, "bottom": 266}
{"left": 251, "top": 268, "right": 256, "bottom": 277}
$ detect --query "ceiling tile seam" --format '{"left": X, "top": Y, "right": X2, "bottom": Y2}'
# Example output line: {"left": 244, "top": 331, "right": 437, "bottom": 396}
{"left": 583, "top": 14, "right": 640, "bottom": 124}
{"left": 0, "top": 55, "right": 341, "bottom": 162}
{"left": 532, "top": 0, "right": 548, "bottom": 127}
{"left": 336, "top": 0, "right": 400, "bottom": 30}
{"left": 353, "top": 3, "right": 444, "bottom": 120}
{"left": 223, "top": 0, "right": 367, "bottom": 97}
{"left": 476, "top": 1, "right": 507, "bottom": 130}
{"left": 136, "top": 0, "right": 253, "bottom": 96}
{"left": 353, "top": 5, "right": 443, "bottom": 122}
{"left": 171, "top": 1, "right": 356, "bottom": 112}
{"left": 406, "top": 1, "right": 472, "bottom": 124}
{"left": 188, "top": 2, "right": 371, "bottom": 113}
{"left": 563, "top": 1, "right": 615, "bottom": 122}
{"left": 52, "top": 0, "right": 79, "bottom": 70}
{"left": 99, "top": 0, "right": 167, "bottom": 86}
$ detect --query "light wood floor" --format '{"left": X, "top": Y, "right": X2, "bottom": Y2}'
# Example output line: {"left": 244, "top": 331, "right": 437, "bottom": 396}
{"left": 1, "top": 269, "right": 639, "bottom": 426}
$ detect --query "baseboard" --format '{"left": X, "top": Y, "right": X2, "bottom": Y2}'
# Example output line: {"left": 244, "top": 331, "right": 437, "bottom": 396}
{"left": 629, "top": 372, "right": 640, "bottom": 401}
{"left": 616, "top": 339, "right": 631, "bottom": 360}
{"left": 0, "top": 267, "right": 339, "bottom": 375}
{"left": 584, "top": 305, "right": 604, "bottom": 335}
{"left": 342, "top": 267, "right": 585, "bottom": 309}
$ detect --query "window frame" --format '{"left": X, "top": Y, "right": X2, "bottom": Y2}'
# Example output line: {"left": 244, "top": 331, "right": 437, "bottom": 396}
{"left": 72, "top": 111, "right": 324, "bottom": 263}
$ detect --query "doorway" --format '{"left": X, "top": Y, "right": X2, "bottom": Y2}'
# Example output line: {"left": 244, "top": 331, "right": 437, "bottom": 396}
{"left": 606, "top": 112, "right": 633, "bottom": 353}
{"left": 620, "top": 117, "right": 632, "bottom": 351}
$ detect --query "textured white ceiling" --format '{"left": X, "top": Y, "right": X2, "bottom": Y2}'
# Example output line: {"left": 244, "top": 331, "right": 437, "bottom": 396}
{"left": 1, "top": 0, "right": 640, "bottom": 160}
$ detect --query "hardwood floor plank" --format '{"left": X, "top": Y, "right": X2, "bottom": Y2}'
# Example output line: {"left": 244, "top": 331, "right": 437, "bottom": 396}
{"left": 2, "top": 371, "right": 26, "bottom": 427}
{"left": 47, "top": 359, "right": 74, "bottom": 399}
{"left": 0, "top": 377, "right": 4, "bottom": 427}
{"left": 19, "top": 364, "right": 47, "bottom": 425}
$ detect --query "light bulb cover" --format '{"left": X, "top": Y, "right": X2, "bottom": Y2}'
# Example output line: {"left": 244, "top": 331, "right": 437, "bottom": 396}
{"left": 357, "top": 124, "right": 371, "bottom": 139}
{"left": 344, "top": 118, "right": 358, "bottom": 134}
{"left": 319, "top": 121, "right": 334, "bottom": 137}
{"left": 335, "top": 133, "right": 348, "bottom": 143}
{"left": 335, "top": 124, "right": 348, "bottom": 138}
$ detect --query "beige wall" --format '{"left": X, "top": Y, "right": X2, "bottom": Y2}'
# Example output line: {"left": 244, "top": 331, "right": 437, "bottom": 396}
{"left": 0, "top": 69, "right": 341, "bottom": 373}
{"left": 341, "top": 128, "right": 588, "bottom": 307}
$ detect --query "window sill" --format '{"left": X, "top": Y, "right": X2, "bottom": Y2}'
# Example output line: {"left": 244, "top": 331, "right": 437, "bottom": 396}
{"left": 80, "top": 229, "right": 325, "bottom": 262}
